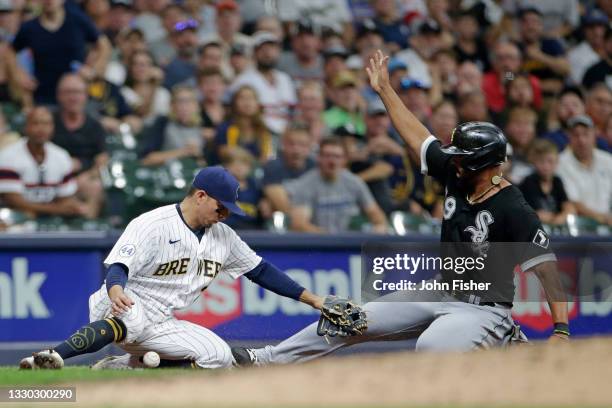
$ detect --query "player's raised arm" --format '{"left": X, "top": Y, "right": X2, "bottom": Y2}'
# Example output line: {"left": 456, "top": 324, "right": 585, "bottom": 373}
{"left": 366, "top": 50, "right": 431, "bottom": 165}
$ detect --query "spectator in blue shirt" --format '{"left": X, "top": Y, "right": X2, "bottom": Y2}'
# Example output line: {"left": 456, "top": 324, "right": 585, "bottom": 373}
{"left": 163, "top": 19, "right": 199, "bottom": 89}
{"left": 369, "top": 0, "right": 410, "bottom": 52}
{"left": 11, "top": 0, "right": 111, "bottom": 105}
{"left": 518, "top": 7, "right": 570, "bottom": 95}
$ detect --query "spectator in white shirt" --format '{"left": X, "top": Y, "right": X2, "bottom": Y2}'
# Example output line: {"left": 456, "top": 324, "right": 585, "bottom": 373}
{"left": 277, "top": 0, "right": 353, "bottom": 44}
{"left": 229, "top": 31, "right": 296, "bottom": 135}
{"left": 557, "top": 115, "right": 612, "bottom": 225}
{"left": 568, "top": 10, "right": 609, "bottom": 85}
{"left": 0, "top": 106, "right": 88, "bottom": 218}
{"left": 517, "top": 0, "right": 580, "bottom": 38}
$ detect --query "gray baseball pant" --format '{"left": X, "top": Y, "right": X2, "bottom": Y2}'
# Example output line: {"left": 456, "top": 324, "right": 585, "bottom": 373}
{"left": 253, "top": 290, "right": 515, "bottom": 364}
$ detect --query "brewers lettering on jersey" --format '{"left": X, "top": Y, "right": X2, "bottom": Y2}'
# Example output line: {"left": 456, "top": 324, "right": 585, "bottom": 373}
{"left": 230, "top": 50, "right": 569, "bottom": 367}
{"left": 20, "top": 167, "right": 325, "bottom": 370}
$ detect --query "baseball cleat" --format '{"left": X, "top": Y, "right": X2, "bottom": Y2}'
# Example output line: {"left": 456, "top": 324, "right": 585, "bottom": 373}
{"left": 20, "top": 350, "right": 64, "bottom": 369}
{"left": 19, "top": 356, "right": 35, "bottom": 369}
{"left": 231, "top": 347, "right": 258, "bottom": 367}
{"left": 33, "top": 350, "right": 64, "bottom": 369}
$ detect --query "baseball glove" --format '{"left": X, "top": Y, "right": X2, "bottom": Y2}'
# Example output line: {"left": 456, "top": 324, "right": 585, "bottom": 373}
{"left": 316, "top": 295, "right": 368, "bottom": 338}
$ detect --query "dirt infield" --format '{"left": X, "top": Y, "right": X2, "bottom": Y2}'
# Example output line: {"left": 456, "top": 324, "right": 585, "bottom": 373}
{"left": 63, "top": 338, "right": 612, "bottom": 407}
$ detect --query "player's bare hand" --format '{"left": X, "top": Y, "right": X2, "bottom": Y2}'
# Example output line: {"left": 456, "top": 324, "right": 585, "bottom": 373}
{"left": 108, "top": 285, "right": 134, "bottom": 316}
{"left": 365, "top": 49, "right": 390, "bottom": 93}
{"left": 299, "top": 290, "right": 325, "bottom": 310}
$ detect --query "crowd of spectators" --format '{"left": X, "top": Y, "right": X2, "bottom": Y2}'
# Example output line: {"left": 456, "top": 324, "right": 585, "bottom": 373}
{"left": 0, "top": 0, "right": 611, "bottom": 233}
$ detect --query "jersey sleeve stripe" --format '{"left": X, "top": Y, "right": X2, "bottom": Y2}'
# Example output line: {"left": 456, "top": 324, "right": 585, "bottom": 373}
{"left": 0, "top": 169, "right": 21, "bottom": 180}
{"left": 420, "top": 135, "right": 438, "bottom": 175}
{"left": 520, "top": 253, "right": 558, "bottom": 272}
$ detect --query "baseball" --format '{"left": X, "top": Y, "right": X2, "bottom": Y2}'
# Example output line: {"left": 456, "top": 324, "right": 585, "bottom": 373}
{"left": 142, "top": 351, "right": 160, "bottom": 368}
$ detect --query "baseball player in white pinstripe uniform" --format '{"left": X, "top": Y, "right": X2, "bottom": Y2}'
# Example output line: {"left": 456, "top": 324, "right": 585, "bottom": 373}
{"left": 20, "top": 166, "right": 325, "bottom": 370}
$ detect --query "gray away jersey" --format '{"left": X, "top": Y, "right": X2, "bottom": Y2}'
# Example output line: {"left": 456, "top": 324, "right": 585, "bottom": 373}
{"left": 103, "top": 204, "right": 261, "bottom": 320}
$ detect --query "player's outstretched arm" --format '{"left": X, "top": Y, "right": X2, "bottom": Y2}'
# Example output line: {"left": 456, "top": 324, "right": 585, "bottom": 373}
{"left": 530, "top": 261, "right": 570, "bottom": 342}
{"left": 245, "top": 261, "right": 323, "bottom": 309}
{"left": 366, "top": 50, "right": 431, "bottom": 166}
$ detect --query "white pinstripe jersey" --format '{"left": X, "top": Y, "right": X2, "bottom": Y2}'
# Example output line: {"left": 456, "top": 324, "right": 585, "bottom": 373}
{"left": 102, "top": 204, "right": 261, "bottom": 321}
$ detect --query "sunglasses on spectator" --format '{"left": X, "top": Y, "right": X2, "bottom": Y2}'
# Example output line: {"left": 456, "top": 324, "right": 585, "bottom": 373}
{"left": 173, "top": 19, "right": 199, "bottom": 33}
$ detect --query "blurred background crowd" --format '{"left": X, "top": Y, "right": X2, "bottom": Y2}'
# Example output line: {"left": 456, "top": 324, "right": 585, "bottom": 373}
{"left": 0, "top": 0, "right": 610, "bottom": 235}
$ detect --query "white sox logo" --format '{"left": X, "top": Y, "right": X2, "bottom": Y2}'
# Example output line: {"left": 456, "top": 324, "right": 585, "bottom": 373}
{"left": 465, "top": 211, "right": 494, "bottom": 256}
{"left": 533, "top": 228, "right": 549, "bottom": 248}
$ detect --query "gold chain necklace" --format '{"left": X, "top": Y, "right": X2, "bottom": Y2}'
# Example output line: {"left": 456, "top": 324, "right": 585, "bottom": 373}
{"left": 466, "top": 175, "right": 503, "bottom": 205}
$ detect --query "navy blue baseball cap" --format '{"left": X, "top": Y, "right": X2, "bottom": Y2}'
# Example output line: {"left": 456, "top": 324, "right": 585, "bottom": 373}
{"left": 192, "top": 166, "right": 245, "bottom": 216}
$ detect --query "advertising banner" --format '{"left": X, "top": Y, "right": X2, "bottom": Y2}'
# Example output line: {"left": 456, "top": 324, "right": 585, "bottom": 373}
{"left": 1, "top": 246, "right": 610, "bottom": 343}
{"left": 0, "top": 252, "right": 102, "bottom": 342}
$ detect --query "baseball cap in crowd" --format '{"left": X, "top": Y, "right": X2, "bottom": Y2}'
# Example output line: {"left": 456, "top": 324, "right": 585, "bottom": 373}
{"left": 216, "top": 0, "right": 238, "bottom": 12}
{"left": 356, "top": 18, "right": 381, "bottom": 38}
{"left": 567, "top": 115, "right": 594, "bottom": 129}
{"left": 418, "top": 20, "right": 442, "bottom": 36}
{"left": 388, "top": 58, "right": 408, "bottom": 74}
{"left": 518, "top": 6, "right": 543, "bottom": 18}
{"left": 173, "top": 19, "right": 199, "bottom": 33}
{"left": 0, "top": 0, "right": 13, "bottom": 12}
{"left": 367, "top": 98, "right": 387, "bottom": 116}
{"left": 192, "top": 166, "right": 245, "bottom": 216}
{"left": 400, "top": 77, "right": 429, "bottom": 91}
{"left": 322, "top": 45, "right": 349, "bottom": 60}
{"left": 110, "top": 0, "right": 133, "bottom": 9}
{"left": 230, "top": 43, "right": 247, "bottom": 56}
{"left": 583, "top": 9, "right": 609, "bottom": 26}
{"left": 252, "top": 31, "right": 279, "bottom": 48}
{"left": 332, "top": 70, "right": 359, "bottom": 88}
{"left": 346, "top": 55, "right": 363, "bottom": 70}
{"left": 335, "top": 124, "right": 360, "bottom": 138}
{"left": 199, "top": 38, "right": 222, "bottom": 53}
{"left": 293, "top": 18, "right": 318, "bottom": 36}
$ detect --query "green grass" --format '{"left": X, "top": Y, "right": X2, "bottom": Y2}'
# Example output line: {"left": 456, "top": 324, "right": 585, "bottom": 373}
{"left": 0, "top": 366, "right": 194, "bottom": 386}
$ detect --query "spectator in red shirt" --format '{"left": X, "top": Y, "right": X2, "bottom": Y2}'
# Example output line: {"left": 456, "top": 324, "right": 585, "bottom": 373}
{"left": 482, "top": 40, "right": 542, "bottom": 114}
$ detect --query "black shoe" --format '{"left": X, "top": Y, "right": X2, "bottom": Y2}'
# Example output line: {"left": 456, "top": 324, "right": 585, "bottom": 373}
{"left": 231, "top": 347, "right": 258, "bottom": 367}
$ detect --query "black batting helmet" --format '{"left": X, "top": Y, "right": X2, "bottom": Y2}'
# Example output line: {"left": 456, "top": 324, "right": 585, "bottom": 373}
{"left": 440, "top": 122, "right": 508, "bottom": 172}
